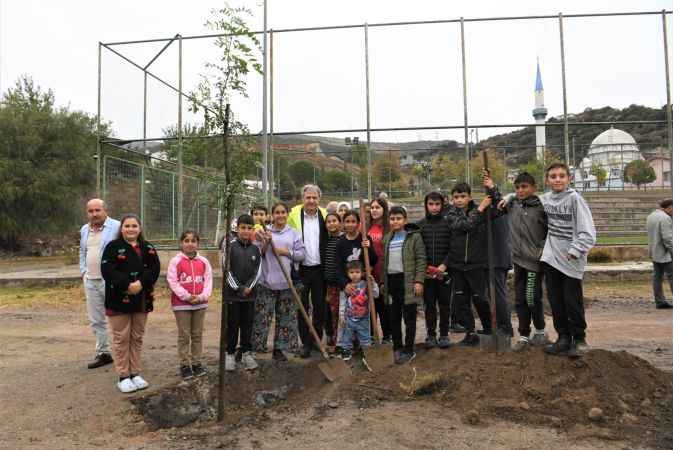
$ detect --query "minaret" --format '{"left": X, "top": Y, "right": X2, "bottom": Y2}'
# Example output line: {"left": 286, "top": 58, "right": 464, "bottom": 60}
{"left": 532, "top": 60, "right": 548, "bottom": 161}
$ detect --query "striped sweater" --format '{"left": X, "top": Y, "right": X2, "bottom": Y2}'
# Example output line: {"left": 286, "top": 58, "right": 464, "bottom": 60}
{"left": 324, "top": 233, "right": 342, "bottom": 285}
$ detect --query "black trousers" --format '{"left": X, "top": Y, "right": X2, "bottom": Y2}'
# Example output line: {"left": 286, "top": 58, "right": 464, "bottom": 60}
{"left": 423, "top": 278, "right": 451, "bottom": 337}
{"left": 514, "top": 264, "right": 546, "bottom": 337}
{"left": 388, "top": 273, "right": 417, "bottom": 353}
{"left": 226, "top": 301, "right": 255, "bottom": 354}
{"left": 451, "top": 269, "right": 492, "bottom": 334}
{"left": 485, "top": 268, "right": 513, "bottom": 335}
{"left": 298, "top": 265, "right": 326, "bottom": 348}
{"left": 542, "top": 262, "right": 586, "bottom": 340}
{"left": 371, "top": 293, "right": 392, "bottom": 340}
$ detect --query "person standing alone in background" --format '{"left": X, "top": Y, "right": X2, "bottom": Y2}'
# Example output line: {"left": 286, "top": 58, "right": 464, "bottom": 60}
{"left": 646, "top": 199, "right": 673, "bottom": 310}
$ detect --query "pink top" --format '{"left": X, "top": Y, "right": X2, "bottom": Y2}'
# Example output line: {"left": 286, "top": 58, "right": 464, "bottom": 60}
{"left": 368, "top": 222, "right": 385, "bottom": 283}
{"left": 166, "top": 252, "right": 213, "bottom": 311}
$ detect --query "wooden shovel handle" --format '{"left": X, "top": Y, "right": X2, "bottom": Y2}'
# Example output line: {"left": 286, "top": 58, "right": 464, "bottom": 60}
{"left": 269, "top": 239, "right": 330, "bottom": 360}
{"left": 359, "top": 199, "right": 381, "bottom": 343}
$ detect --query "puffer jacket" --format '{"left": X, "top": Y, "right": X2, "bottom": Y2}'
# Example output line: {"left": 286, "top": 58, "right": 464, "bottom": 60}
{"left": 442, "top": 201, "right": 489, "bottom": 271}
{"left": 382, "top": 223, "right": 427, "bottom": 305}
{"left": 417, "top": 194, "right": 452, "bottom": 267}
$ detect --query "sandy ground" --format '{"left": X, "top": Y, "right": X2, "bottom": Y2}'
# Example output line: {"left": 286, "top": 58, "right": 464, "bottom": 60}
{"left": 0, "top": 281, "right": 671, "bottom": 450}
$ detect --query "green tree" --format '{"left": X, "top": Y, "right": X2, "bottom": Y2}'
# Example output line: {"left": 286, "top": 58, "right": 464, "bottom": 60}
{"left": 372, "top": 155, "right": 405, "bottom": 192}
{"left": 0, "top": 75, "right": 109, "bottom": 250}
{"left": 288, "top": 160, "right": 316, "bottom": 187}
{"left": 322, "top": 168, "right": 351, "bottom": 193}
{"left": 349, "top": 143, "right": 368, "bottom": 167}
{"left": 623, "top": 159, "right": 656, "bottom": 190}
{"left": 590, "top": 164, "right": 607, "bottom": 191}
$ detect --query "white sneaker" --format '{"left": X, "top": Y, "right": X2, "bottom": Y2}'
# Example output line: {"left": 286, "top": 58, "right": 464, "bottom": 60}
{"left": 225, "top": 353, "right": 236, "bottom": 371}
{"left": 131, "top": 375, "right": 149, "bottom": 390}
{"left": 117, "top": 378, "right": 138, "bottom": 393}
{"left": 242, "top": 351, "right": 259, "bottom": 370}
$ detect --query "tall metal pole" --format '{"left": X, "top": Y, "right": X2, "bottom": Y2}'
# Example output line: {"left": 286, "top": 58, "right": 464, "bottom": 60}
{"left": 177, "top": 35, "right": 184, "bottom": 231}
{"left": 96, "top": 42, "right": 102, "bottom": 197}
{"left": 460, "top": 18, "right": 471, "bottom": 185}
{"left": 364, "top": 23, "right": 373, "bottom": 199}
{"left": 143, "top": 72, "right": 148, "bottom": 150}
{"left": 559, "top": 13, "right": 570, "bottom": 166}
{"left": 269, "top": 29, "right": 275, "bottom": 199}
{"left": 261, "top": 0, "right": 269, "bottom": 207}
{"left": 663, "top": 10, "right": 673, "bottom": 191}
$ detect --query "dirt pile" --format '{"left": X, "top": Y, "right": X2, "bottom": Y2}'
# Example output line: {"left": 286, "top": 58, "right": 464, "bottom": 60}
{"left": 355, "top": 347, "right": 673, "bottom": 445}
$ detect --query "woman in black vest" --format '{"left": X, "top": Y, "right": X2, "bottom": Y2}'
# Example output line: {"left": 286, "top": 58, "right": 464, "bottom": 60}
{"left": 101, "top": 214, "right": 160, "bottom": 393}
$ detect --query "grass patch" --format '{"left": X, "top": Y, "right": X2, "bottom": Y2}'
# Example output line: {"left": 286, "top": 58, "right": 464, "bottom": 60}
{"left": 596, "top": 235, "right": 647, "bottom": 246}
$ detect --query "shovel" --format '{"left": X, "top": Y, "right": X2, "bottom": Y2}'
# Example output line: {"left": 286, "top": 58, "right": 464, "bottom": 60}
{"left": 479, "top": 150, "right": 512, "bottom": 353}
{"left": 269, "top": 239, "right": 351, "bottom": 382}
{"left": 359, "top": 199, "right": 394, "bottom": 371}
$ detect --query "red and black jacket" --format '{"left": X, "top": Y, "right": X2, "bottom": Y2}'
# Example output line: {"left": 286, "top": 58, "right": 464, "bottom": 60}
{"left": 101, "top": 238, "right": 161, "bottom": 314}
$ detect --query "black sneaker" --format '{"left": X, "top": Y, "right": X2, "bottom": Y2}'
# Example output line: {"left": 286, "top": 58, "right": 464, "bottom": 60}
{"left": 450, "top": 323, "right": 467, "bottom": 333}
{"left": 300, "top": 346, "right": 312, "bottom": 359}
{"left": 656, "top": 302, "right": 673, "bottom": 309}
{"left": 437, "top": 336, "right": 452, "bottom": 349}
{"left": 545, "top": 335, "right": 571, "bottom": 356}
{"left": 192, "top": 363, "right": 207, "bottom": 377}
{"left": 382, "top": 336, "right": 393, "bottom": 345}
{"left": 87, "top": 353, "right": 113, "bottom": 369}
{"left": 568, "top": 338, "right": 589, "bottom": 358}
{"left": 425, "top": 335, "right": 438, "bottom": 348}
{"left": 272, "top": 349, "right": 287, "bottom": 362}
{"left": 180, "top": 365, "right": 194, "bottom": 380}
{"left": 340, "top": 350, "right": 353, "bottom": 361}
{"left": 459, "top": 332, "right": 480, "bottom": 347}
{"left": 397, "top": 351, "right": 416, "bottom": 364}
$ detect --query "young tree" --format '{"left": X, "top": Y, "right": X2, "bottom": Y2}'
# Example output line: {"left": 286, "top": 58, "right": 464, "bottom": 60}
{"left": 623, "top": 159, "right": 656, "bottom": 190}
{"left": 288, "top": 160, "right": 316, "bottom": 187}
{"left": 590, "top": 164, "right": 608, "bottom": 191}
{"left": 322, "top": 168, "right": 351, "bottom": 193}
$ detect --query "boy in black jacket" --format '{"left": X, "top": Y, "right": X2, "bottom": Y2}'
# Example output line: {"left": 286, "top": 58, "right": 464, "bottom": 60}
{"left": 224, "top": 214, "right": 263, "bottom": 371}
{"left": 417, "top": 192, "right": 453, "bottom": 348}
{"left": 436, "top": 183, "right": 494, "bottom": 346}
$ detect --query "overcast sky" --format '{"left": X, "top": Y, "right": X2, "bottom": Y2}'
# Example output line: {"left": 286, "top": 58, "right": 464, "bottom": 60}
{"left": 2, "top": 0, "right": 672, "bottom": 144}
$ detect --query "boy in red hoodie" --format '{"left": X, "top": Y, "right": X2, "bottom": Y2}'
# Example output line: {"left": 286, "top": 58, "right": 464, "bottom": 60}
{"left": 167, "top": 230, "right": 213, "bottom": 379}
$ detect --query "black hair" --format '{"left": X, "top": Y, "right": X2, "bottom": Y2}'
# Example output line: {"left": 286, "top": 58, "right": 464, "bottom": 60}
{"left": 514, "top": 172, "right": 536, "bottom": 186}
{"left": 237, "top": 214, "right": 254, "bottom": 226}
{"left": 325, "top": 212, "right": 342, "bottom": 223}
{"left": 389, "top": 205, "right": 407, "bottom": 218}
{"left": 660, "top": 198, "right": 673, "bottom": 209}
{"left": 271, "top": 202, "right": 289, "bottom": 214}
{"left": 368, "top": 196, "right": 389, "bottom": 234}
{"left": 346, "top": 260, "right": 363, "bottom": 271}
{"left": 251, "top": 204, "right": 268, "bottom": 215}
{"left": 180, "top": 229, "right": 200, "bottom": 242}
{"left": 451, "top": 182, "right": 472, "bottom": 195}
{"left": 117, "top": 213, "right": 145, "bottom": 242}
{"left": 545, "top": 162, "right": 570, "bottom": 177}
{"left": 343, "top": 209, "right": 360, "bottom": 223}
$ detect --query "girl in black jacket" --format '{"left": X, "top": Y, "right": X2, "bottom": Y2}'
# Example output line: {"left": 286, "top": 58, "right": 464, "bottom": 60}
{"left": 101, "top": 214, "right": 160, "bottom": 394}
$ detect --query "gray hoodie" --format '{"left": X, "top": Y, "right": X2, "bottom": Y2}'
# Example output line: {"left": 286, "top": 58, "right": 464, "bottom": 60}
{"left": 540, "top": 188, "right": 596, "bottom": 279}
{"left": 646, "top": 209, "right": 673, "bottom": 263}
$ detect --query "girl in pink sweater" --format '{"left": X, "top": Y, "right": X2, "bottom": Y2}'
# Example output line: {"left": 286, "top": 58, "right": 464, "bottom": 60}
{"left": 167, "top": 230, "right": 213, "bottom": 380}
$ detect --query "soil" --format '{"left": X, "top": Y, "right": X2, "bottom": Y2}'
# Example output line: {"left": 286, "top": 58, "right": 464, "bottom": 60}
{"left": 1, "top": 281, "right": 673, "bottom": 450}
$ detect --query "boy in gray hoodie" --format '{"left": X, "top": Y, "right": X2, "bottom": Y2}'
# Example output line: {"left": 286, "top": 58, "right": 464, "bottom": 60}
{"left": 539, "top": 162, "right": 596, "bottom": 358}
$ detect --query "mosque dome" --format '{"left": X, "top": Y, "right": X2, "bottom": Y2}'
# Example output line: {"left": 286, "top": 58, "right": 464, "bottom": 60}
{"left": 585, "top": 126, "right": 641, "bottom": 167}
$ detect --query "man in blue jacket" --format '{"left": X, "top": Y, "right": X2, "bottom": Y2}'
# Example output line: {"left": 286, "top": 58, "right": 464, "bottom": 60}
{"left": 79, "top": 199, "right": 120, "bottom": 369}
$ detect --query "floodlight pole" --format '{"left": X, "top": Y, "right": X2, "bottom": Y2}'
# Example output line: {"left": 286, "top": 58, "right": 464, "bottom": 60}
{"left": 270, "top": 29, "right": 275, "bottom": 199}
{"left": 365, "top": 23, "right": 372, "bottom": 200}
{"left": 261, "top": 0, "right": 270, "bottom": 207}
{"left": 559, "top": 13, "right": 570, "bottom": 166}
{"left": 177, "top": 35, "right": 184, "bottom": 232}
{"left": 460, "top": 17, "right": 470, "bottom": 185}
{"left": 96, "top": 42, "right": 102, "bottom": 197}
{"left": 663, "top": 10, "right": 673, "bottom": 191}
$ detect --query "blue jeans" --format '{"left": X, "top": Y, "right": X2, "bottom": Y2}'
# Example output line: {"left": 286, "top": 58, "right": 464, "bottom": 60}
{"left": 652, "top": 262, "right": 673, "bottom": 305}
{"left": 341, "top": 317, "right": 371, "bottom": 351}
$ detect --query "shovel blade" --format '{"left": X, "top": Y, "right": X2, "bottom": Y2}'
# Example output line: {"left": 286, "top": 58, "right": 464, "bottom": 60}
{"left": 318, "top": 358, "right": 351, "bottom": 382}
{"left": 479, "top": 331, "right": 512, "bottom": 353}
{"left": 362, "top": 344, "right": 394, "bottom": 372}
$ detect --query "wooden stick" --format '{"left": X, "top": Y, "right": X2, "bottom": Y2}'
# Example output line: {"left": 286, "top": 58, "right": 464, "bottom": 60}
{"left": 359, "top": 198, "right": 382, "bottom": 343}
{"left": 482, "top": 150, "right": 498, "bottom": 337}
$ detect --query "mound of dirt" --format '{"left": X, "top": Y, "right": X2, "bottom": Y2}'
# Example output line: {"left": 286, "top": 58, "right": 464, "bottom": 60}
{"left": 354, "top": 347, "right": 673, "bottom": 446}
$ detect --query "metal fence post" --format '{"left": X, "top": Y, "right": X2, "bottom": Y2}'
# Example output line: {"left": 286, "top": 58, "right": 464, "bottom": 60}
{"left": 559, "top": 13, "right": 570, "bottom": 167}
{"left": 172, "top": 173, "right": 176, "bottom": 239}
{"left": 365, "top": 22, "right": 373, "bottom": 199}
{"left": 261, "top": 0, "right": 269, "bottom": 207}
{"left": 270, "top": 29, "right": 275, "bottom": 199}
{"left": 460, "top": 18, "right": 471, "bottom": 185}
{"left": 177, "top": 35, "right": 184, "bottom": 232}
{"left": 140, "top": 165, "right": 145, "bottom": 224}
{"left": 97, "top": 43, "right": 102, "bottom": 197}
{"left": 663, "top": 10, "right": 673, "bottom": 192}
{"left": 143, "top": 72, "right": 148, "bottom": 149}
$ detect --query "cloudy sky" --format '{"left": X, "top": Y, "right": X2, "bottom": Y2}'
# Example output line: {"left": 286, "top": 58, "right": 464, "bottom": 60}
{"left": 2, "top": 0, "right": 671, "bottom": 144}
